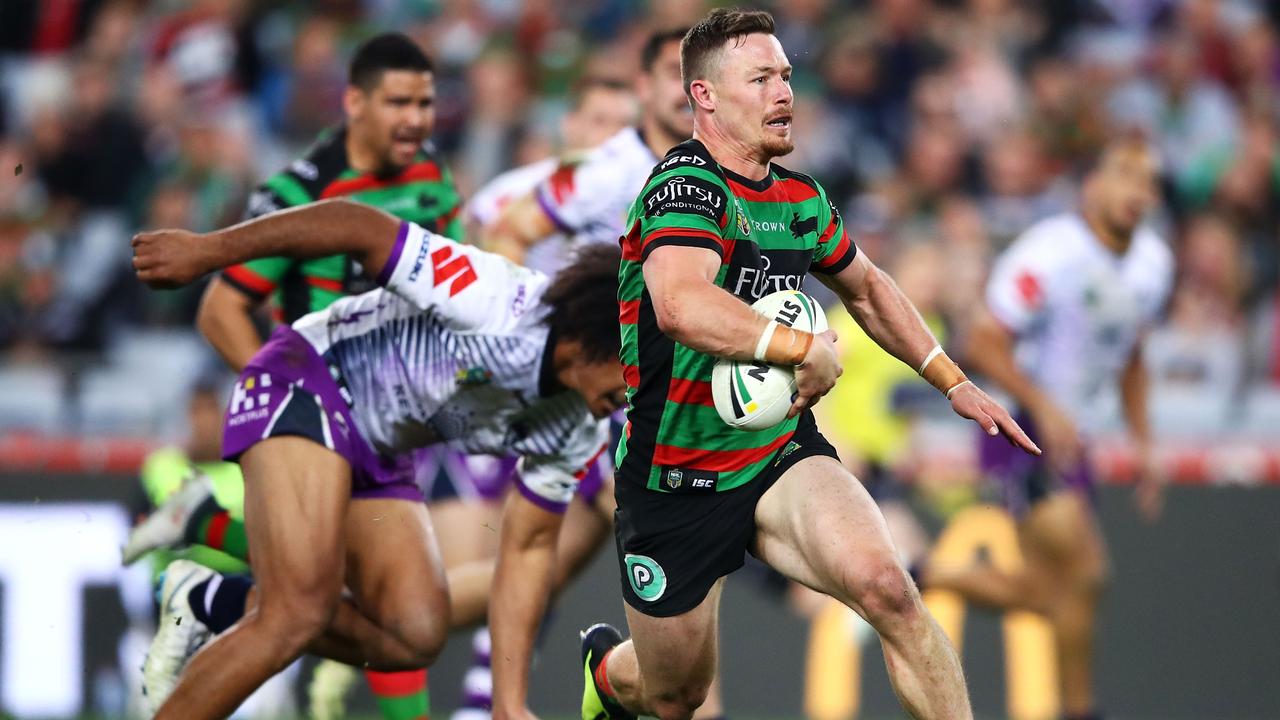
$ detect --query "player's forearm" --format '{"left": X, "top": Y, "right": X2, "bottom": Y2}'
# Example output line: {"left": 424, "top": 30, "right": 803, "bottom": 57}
{"left": 489, "top": 497, "right": 560, "bottom": 712}
{"left": 844, "top": 264, "right": 942, "bottom": 371}
{"left": 197, "top": 279, "right": 263, "bottom": 372}
{"left": 653, "top": 281, "right": 773, "bottom": 360}
{"left": 964, "top": 313, "right": 1052, "bottom": 413}
{"left": 204, "top": 200, "right": 400, "bottom": 275}
{"left": 1120, "top": 349, "right": 1152, "bottom": 446}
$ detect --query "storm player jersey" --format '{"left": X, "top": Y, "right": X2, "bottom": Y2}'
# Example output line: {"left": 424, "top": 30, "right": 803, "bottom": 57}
{"left": 291, "top": 221, "right": 607, "bottom": 511}
{"left": 529, "top": 127, "right": 659, "bottom": 273}
{"left": 222, "top": 126, "right": 465, "bottom": 323}
{"left": 616, "top": 139, "right": 859, "bottom": 493}
{"left": 986, "top": 212, "right": 1174, "bottom": 427}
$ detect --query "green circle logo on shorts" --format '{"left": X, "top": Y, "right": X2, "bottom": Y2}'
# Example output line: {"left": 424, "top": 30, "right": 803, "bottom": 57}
{"left": 624, "top": 553, "right": 667, "bottom": 602}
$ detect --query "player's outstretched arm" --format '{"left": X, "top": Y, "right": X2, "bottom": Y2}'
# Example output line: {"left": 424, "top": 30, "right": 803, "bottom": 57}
{"left": 132, "top": 199, "right": 401, "bottom": 288}
{"left": 489, "top": 492, "right": 562, "bottom": 720}
{"left": 821, "top": 252, "right": 1040, "bottom": 455}
{"left": 477, "top": 192, "right": 558, "bottom": 264}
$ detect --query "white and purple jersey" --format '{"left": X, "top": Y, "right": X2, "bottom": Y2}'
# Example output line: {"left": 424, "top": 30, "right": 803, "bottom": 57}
{"left": 986, "top": 212, "right": 1174, "bottom": 427}
{"left": 529, "top": 127, "right": 658, "bottom": 274}
{"left": 289, "top": 221, "right": 608, "bottom": 511}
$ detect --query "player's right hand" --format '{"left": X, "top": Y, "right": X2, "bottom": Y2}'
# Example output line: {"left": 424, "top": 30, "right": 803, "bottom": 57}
{"left": 131, "top": 229, "right": 211, "bottom": 289}
{"left": 789, "top": 330, "right": 841, "bottom": 418}
{"left": 1029, "top": 397, "right": 1082, "bottom": 471}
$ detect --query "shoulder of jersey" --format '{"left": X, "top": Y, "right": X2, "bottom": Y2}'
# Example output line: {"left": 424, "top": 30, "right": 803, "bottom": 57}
{"left": 648, "top": 140, "right": 724, "bottom": 183}
{"left": 1014, "top": 213, "right": 1088, "bottom": 256}
{"left": 274, "top": 127, "right": 350, "bottom": 198}
{"left": 770, "top": 163, "right": 823, "bottom": 195}
{"left": 1134, "top": 225, "right": 1175, "bottom": 274}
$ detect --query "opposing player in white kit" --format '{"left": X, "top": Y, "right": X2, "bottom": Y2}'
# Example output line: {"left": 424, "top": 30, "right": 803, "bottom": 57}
{"left": 480, "top": 28, "right": 693, "bottom": 271}
{"left": 920, "top": 139, "right": 1174, "bottom": 720}
{"left": 131, "top": 199, "right": 626, "bottom": 720}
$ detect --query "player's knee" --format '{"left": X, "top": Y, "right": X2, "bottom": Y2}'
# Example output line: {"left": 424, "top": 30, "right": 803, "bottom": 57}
{"left": 649, "top": 684, "right": 709, "bottom": 720}
{"left": 394, "top": 612, "right": 449, "bottom": 667}
{"left": 850, "top": 562, "right": 921, "bottom": 628}
{"left": 258, "top": 585, "right": 340, "bottom": 650}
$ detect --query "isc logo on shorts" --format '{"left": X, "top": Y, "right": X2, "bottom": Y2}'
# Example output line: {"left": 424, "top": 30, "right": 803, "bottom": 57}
{"left": 624, "top": 553, "right": 666, "bottom": 602}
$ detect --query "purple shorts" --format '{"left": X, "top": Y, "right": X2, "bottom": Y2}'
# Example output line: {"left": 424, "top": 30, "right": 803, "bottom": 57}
{"left": 415, "top": 448, "right": 609, "bottom": 508}
{"left": 978, "top": 412, "right": 1095, "bottom": 518}
{"left": 222, "top": 326, "right": 422, "bottom": 502}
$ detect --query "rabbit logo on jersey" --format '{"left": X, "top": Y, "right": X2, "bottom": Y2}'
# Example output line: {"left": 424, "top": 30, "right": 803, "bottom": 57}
{"left": 625, "top": 553, "right": 667, "bottom": 601}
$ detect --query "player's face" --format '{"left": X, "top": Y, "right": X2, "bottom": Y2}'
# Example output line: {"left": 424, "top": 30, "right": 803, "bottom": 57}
{"left": 567, "top": 358, "right": 628, "bottom": 419}
{"left": 348, "top": 70, "right": 436, "bottom": 172}
{"left": 1095, "top": 148, "right": 1160, "bottom": 237}
{"left": 707, "top": 33, "right": 794, "bottom": 160}
{"left": 639, "top": 40, "right": 694, "bottom": 141}
{"left": 565, "top": 87, "right": 639, "bottom": 150}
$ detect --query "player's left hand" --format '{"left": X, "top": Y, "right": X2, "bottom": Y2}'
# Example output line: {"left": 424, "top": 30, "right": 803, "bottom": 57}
{"left": 1132, "top": 442, "right": 1165, "bottom": 522}
{"left": 948, "top": 381, "right": 1041, "bottom": 456}
{"left": 131, "top": 228, "right": 212, "bottom": 288}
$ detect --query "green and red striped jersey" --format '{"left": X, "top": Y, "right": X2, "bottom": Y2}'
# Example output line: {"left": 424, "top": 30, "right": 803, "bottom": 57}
{"left": 221, "top": 126, "right": 464, "bottom": 322}
{"left": 616, "top": 139, "right": 857, "bottom": 493}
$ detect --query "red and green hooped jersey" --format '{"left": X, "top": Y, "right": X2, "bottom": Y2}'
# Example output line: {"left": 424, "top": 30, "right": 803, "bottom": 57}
{"left": 221, "top": 126, "right": 465, "bottom": 322}
{"left": 616, "top": 139, "right": 858, "bottom": 493}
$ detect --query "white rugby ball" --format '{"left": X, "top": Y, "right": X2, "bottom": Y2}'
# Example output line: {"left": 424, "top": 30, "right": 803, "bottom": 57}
{"left": 711, "top": 290, "right": 828, "bottom": 431}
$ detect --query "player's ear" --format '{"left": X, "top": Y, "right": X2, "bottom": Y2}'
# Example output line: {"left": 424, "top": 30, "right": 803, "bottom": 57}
{"left": 689, "top": 79, "right": 715, "bottom": 112}
{"left": 343, "top": 85, "right": 366, "bottom": 118}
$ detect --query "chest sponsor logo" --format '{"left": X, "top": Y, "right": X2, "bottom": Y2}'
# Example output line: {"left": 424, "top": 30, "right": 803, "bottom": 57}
{"left": 731, "top": 254, "right": 805, "bottom": 300}
{"left": 290, "top": 159, "right": 319, "bottom": 180}
{"left": 644, "top": 175, "right": 724, "bottom": 220}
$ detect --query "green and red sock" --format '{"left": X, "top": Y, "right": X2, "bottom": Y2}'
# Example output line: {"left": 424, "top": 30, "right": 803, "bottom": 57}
{"left": 365, "top": 669, "right": 429, "bottom": 720}
{"left": 190, "top": 510, "right": 250, "bottom": 562}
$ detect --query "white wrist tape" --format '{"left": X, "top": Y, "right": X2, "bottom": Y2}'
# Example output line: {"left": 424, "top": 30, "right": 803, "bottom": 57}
{"left": 945, "top": 379, "right": 973, "bottom": 399}
{"left": 754, "top": 320, "right": 780, "bottom": 362}
{"left": 918, "top": 345, "right": 944, "bottom": 375}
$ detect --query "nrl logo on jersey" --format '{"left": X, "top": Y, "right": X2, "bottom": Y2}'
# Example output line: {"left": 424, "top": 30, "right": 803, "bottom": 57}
{"left": 455, "top": 366, "right": 493, "bottom": 386}
{"left": 735, "top": 199, "right": 751, "bottom": 236}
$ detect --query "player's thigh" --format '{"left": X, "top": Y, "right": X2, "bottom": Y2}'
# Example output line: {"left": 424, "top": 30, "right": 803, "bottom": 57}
{"left": 554, "top": 492, "right": 613, "bottom": 588}
{"left": 753, "top": 455, "right": 903, "bottom": 608}
{"left": 430, "top": 496, "right": 503, "bottom": 568}
{"left": 626, "top": 577, "right": 724, "bottom": 700}
{"left": 344, "top": 498, "right": 450, "bottom": 627}
{"left": 1022, "top": 491, "right": 1109, "bottom": 582}
{"left": 240, "top": 436, "right": 352, "bottom": 608}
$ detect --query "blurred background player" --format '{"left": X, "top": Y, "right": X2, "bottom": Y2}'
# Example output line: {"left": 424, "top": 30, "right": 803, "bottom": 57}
{"left": 130, "top": 376, "right": 298, "bottom": 719}
{"left": 476, "top": 27, "right": 694, "bottom": 271}
{"left": 194, "top": 31, "right": 457, "bottom": 720}
{"left": 919, "top": 137, "right": 1174, "bottom": 720}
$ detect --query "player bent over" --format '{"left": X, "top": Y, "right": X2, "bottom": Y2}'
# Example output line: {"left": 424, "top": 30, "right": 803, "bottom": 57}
{"left": 132, "top": 200, "right": 626, "bottom": 720}
{"left": 552, "top": 10, "right": 1040, "bottom": 720}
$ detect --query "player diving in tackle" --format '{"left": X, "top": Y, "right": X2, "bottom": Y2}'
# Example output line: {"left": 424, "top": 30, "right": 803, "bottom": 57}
{"left": 551, "top": 10, "right": 1039, "bottom": 720}
{"left": 131, "top": 199, "right": 626, "bottom": 720}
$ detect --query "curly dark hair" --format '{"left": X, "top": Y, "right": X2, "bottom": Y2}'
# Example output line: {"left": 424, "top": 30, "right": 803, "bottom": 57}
{"left": 542, "top": 244, "right": 622, "bottom": 364}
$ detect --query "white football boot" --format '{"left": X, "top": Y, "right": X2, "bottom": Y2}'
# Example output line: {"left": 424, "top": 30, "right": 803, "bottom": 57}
{"left": 307, "top": 658, "right": 361, "bottom": 720}
{"left": 142, "top": 559, "right": 215, "bottom": 712}
{"left": 122, "top": 472, "right": 214, "bottom": 564}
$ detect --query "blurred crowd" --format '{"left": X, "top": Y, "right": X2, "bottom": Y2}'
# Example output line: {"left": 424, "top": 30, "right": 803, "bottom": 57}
{"left": 1, "top": 0, "right": 1279, "bottom": 438}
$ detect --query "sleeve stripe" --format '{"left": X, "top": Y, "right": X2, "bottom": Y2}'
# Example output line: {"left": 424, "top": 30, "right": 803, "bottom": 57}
{"left": 222, "top": 265, "right": 275, "bottom": 297}
{"left": 817, "top": 217, "right": 839, "bottom": 245}
{"left": 640, "top": 227, "right": 725, "bottom": 254}
{"left": 812, "top": 231, "right": 857, "bottom": 274}
{"left": 535, "top": 188, "right": 577, "bottom": 233}
{"left": 376, "top": 221, "right": 410, "bottom": 286}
